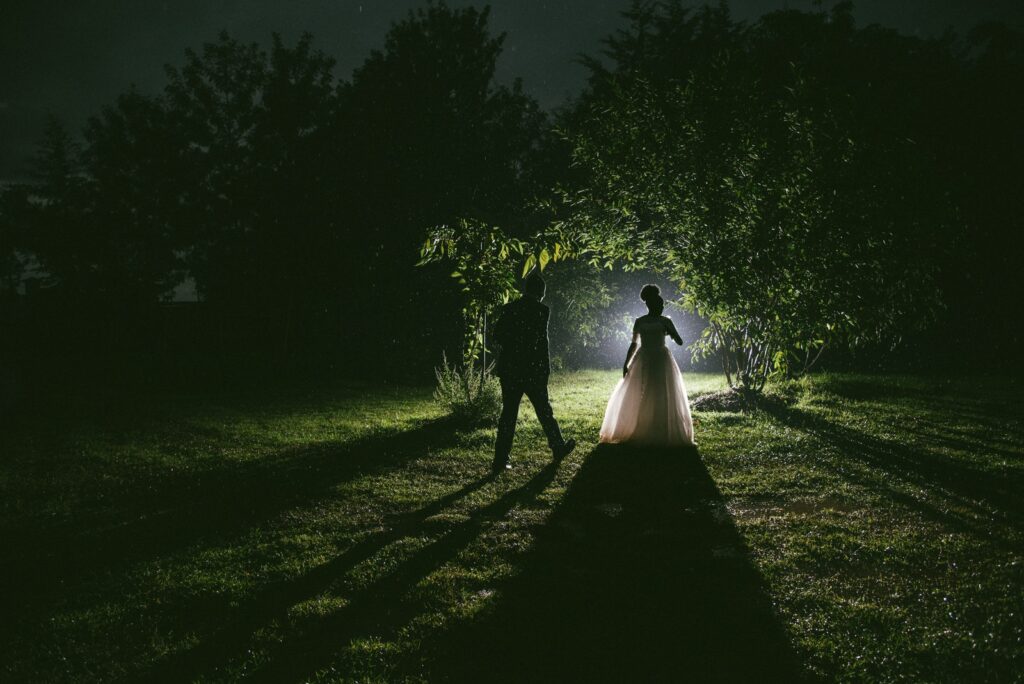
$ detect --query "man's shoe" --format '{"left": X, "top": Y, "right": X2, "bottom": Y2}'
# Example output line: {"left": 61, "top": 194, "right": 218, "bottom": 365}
{"left": 491, "top": 459, "right": 512, "bottom": 472}
{"left": 554, "top": 438, "right": 576, "bottom": 461}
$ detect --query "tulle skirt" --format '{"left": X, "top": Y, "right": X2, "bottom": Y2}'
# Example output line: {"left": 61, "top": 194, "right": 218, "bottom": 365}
{"left": 599, "top": 345, "right": 694, "bottom": 447}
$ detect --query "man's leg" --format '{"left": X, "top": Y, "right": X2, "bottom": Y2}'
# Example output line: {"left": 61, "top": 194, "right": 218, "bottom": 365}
{"left": 524, "top": 381, "right": 570, "bottom": 455}
{"left": 494, "top": 379, "right": 524, "bottom": 468}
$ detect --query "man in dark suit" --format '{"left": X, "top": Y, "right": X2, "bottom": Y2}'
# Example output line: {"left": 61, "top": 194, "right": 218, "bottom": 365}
{"left": 491, "top": 269, "right": 576, "bottom": 471}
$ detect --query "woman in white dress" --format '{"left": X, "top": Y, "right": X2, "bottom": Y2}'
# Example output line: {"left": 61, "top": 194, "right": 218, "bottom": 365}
{"left": 599, "top": 285, "right": 695, "bottom": 447}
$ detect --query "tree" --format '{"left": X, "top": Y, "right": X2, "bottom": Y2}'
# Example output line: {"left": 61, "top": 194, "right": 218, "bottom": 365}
{"left": 557, "top": 2, "right": 956, "bottom": 391}
{"left": 541, "top": 259, "right": 620, "bottom": 368}
{"left": 12, "top": 117, "right": 144, "bottom": 303}
{"left": 418, "top": 219, "right": 530, "bottom": 368}
{"left": 81, "top": 89, "right": 187, "bottom": 304}
{"left": 347, "top": 2, "right": 545, "bottom": 233}
{"left": 157, "top": 30, "right": 346, "bottom": 364}
{"left": 358, "top": 1, "right": 548, "bottom": 368}
{"left": 0, "top": 186, "right": 29, "bottom": 298}
{"left": 163, "top": 31, "right": 338, "bottom": 308}
{"left": 13, "top": 107, "right": 189, "bottom": 307}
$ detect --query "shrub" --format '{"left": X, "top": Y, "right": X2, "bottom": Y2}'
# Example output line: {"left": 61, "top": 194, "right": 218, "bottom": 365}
{"left": 433, "top": 353, "right": 501, "bottom": 424}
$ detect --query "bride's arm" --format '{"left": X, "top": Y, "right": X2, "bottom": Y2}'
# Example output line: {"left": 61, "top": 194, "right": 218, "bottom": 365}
{"left": 622, "top": 332, "right": 640, "bottom": 376}
{"left": 665, "top": 318, "right": 683, "bottom": 346}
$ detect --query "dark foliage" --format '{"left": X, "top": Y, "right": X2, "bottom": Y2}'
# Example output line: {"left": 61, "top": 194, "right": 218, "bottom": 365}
{"left": 556, "top": 1, "right": 1023, "bottom": 388}
{"left": 0, "top": 1, "right": 1021, "bottom": 394}
{"left": 1, "top": 2, "right": 546, "bottom": 392}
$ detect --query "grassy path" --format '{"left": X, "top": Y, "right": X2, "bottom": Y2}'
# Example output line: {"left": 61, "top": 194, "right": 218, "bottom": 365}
{"left": 1, "top": 371, "right": 1022, "bottom": 682}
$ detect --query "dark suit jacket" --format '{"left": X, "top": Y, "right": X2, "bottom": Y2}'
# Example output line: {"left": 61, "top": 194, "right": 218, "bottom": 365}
{"left": 492, "top": 297, "right": 550, "bottom": 383}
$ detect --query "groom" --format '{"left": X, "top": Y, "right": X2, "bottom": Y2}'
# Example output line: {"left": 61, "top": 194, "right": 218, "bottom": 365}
{"left": 491, "top": 269, "right": 576, "bottom": 471}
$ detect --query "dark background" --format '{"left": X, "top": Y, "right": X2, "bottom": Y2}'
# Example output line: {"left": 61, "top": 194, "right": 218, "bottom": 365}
{"left": 2, "top": 0, "right": 1022, "bottom": 406}
{"left": 5, "top": 0, "right": 1023, "bottom": 183}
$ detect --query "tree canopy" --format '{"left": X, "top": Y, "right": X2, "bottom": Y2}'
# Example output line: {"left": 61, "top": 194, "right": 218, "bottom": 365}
{"left": 1, "top": 1, "right": 1021, "bottom": 384}
{"left": 555, "top": 2, "right": 959, "bottom": 390}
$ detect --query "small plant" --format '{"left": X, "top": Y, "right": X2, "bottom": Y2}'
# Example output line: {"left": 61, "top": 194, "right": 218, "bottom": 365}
{"left": 433, "top": 352, "right": 501, "bottom": 424}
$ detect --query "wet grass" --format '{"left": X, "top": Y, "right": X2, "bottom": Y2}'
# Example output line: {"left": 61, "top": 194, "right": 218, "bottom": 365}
{"left": 1, "top": 371, "right": 1021, "bottom": 682}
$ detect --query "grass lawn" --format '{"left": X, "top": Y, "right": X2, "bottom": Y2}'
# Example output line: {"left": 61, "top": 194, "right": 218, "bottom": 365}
{"left": 2, "top": 371, "right": 1022, "bottom": 682}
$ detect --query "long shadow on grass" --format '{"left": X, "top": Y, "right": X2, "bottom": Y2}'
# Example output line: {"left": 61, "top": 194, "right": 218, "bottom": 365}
{"left": 762, "top": 402, "right": 1024, "bottom": 524}
{"left": 819, "top": 376, "right": 1024, "bottom": 438}
{"left": 138, "top": 464, "right": 501, "bottom": 682}
{"left": 228, "top": 459, "right": 567, "bottom": 683}
{"left": 1, "top": 416, "right": 462, "bottom": 635}
{"left": 413, "top": 445, "right": 812, "bottom": 683}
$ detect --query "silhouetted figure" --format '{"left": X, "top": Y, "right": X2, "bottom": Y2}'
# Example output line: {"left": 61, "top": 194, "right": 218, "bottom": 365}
{"left": 491, "top": 270, "right": 575, "bottom": 470}
{"left": 600, "top": 284, "right": 695, "bottom": 446}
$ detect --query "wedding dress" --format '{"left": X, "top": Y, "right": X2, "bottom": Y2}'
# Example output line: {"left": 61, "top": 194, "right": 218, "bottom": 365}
{"left": 599, "top": 316, "right": 694, "bottom": 446}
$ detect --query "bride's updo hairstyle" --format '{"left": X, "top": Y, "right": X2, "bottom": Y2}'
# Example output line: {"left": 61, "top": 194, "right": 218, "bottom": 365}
{"left": 640, "top": 284, "right": 664, "bottom": 315}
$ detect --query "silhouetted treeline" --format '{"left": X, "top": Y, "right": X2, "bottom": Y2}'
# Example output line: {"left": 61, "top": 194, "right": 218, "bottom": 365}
{"left": 0, "top": 1, "right": 1022, "bottom": 401}
{"left": 1, "top": 4, "right": 549, "bottom": 395}
{"left": 558, "top": 2, "right": 1024, "bottom": 375}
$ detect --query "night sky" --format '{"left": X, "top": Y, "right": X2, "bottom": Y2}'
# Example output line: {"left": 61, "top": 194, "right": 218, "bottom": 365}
{"left": 3, "top": 0, "right": 1023, "bottom": 182}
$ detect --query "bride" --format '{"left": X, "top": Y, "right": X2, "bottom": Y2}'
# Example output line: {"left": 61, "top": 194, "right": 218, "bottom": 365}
{"left": 599, "top": 285, "right": 695, "bottom": 447}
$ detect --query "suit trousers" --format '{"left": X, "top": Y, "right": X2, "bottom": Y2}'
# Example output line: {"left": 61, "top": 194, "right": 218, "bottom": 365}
{"left": 494, "top": 377, "right": 565, "bottom": 463}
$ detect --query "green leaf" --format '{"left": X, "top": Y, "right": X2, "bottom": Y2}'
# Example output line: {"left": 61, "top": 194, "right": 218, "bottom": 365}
{"left": 522, "top": 254, "right": 536, "bottom": 278}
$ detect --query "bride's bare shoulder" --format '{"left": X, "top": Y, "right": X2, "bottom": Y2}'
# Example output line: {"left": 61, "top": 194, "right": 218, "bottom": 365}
{"left": 632, "top": 315, "right": 652, "bottom": 330}
{"left": 660, "top": 316, "right": 680, "bottom": 334}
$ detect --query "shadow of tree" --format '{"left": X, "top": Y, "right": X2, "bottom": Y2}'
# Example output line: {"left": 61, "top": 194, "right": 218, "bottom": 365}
{"left": 813, "top": 376, "right": 1024, "bottom": 438}
{"left": 760, "top": 402, "right": 1024, "bottom": 524}
{"left": 1, "top": 416, "right": 463, "bottom": 634}
{"left": 412, "top": 445, "right": 813, "bottom": 683}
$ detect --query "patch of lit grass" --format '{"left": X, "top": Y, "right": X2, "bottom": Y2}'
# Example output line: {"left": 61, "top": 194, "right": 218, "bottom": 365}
{"left": 1, "top": 371, "right": 1021, "bottom": 682}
